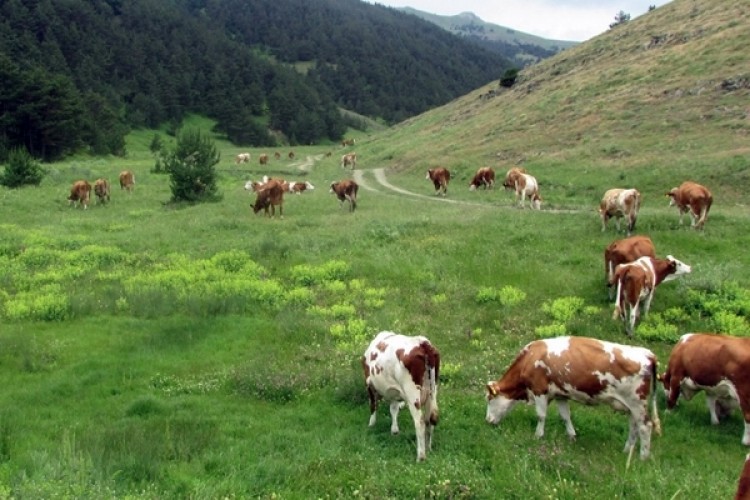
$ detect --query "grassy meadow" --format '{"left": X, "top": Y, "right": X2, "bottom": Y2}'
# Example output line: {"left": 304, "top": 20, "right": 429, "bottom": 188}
{"left": 2, "top": 0, "right": 750, "bottom": 497}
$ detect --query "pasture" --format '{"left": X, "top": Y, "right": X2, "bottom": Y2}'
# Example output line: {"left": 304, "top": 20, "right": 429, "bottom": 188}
{"left": 1, "top": 120, "right": 750, "bottom": 498}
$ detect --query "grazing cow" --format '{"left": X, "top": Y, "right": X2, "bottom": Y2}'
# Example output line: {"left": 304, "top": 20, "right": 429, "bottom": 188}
{"left": 259, "top": 153, "right": 269, "bottom": 166}
{"left": 660, "top": 333, "right": 750, "bottom": 445}
{"left": 737, "top": 454, "right": 750, "bottom": 500}
{"left": 469, "top": 167, "right": 495, "bottom": 191}
{"left": 252, "top": 179, "right": 284, "bottom": 218}
{"left": 93, "top": 178, "right": 110, "bottom": 205}
{"left": 235, "top": 153, "right": 250, "bottom": 165}
{"left": 119, "top": 170, "right": 135, "bottom": 193}
{"left": 503, "top": 168, "right": 541, "bottom": 209}
{"left": 329, "top": 179, "right": 358, "bottom": 212}
{"left": 274, "top": 152, "right": 281, "bottom": 160}
{"left": 486, "top": 336, "right": 661, "bottom": 461}
{"left": 611, "top": 255, "right": 691, "bottom": 335}
{"left": 362, "top": 331, "right": 440, "bottom": 462}
{"left": 340, "top": 152, "right": 357, "bottom": 170}
{"left": 68, "top": 180, "right": 92, "bottom": 209}
{"left": 426, "top": 168, "right": 450, "bottom": 196}
{"left": 342, "top": 138, "right": 355, "bottom": 147}
{"left": 604, "top": 236, "right": 656, "bottom": 299}
{"left": 285, "top": 181, "right": 315, "bottom": 194}
{"left": 666, "top": 181, "right": 713, "bottom": 230}
{"left": 599, "top": 188, "right": 641, "bottom": 235}
{"left": 288, "top": 151, "right": 295, "bottom": 160}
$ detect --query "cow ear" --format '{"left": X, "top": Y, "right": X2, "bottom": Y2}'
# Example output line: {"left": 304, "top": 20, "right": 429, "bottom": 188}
{"left": 486, "top": 383, "right": 497, "bottom": 397}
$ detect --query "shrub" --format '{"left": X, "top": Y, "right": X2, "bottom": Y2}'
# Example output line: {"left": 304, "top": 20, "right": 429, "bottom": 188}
{"left": 162, "top": 128, "right": 221, "bottom": 202}
{"left": 0, "top": 147, "right": 46, "bottom": 187}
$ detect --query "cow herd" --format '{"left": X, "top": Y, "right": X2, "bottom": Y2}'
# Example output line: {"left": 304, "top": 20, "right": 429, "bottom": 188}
{"left": 67, "top": 170, "right": 134, "bottom": 209}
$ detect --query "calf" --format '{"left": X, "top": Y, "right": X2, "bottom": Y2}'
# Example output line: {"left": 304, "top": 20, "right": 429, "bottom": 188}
{"left": 486, "top": 336, "right": 661, "bottom": 460}
{"left": 611, "top": 255, "right": 691, "bottom": 335}
{"left": 660, "top": 333, "right": 750, "bottom": 445}
{"left": 340, "top": 152, "right": 357, "bottom": 169}
{"left": 604, "top": 236, "right": 656, "bottom": 299}
{"left": 235, "top": 153, "right": 250, "bottom": 165}
{"left": 274, "top": 152, "right": 281, "bottom": 160}
{"left": 68, "top": 180, "right": 92, "bottom": 209}
{"left": 666, "top": 181, "right": 713, "bottom": 230}
{"left": 362, "top": 331, "right": 440, "bottom": 462}
{"left": 285, "top": 181, "right": 315, "bottom": 194}
{"left": 330, "top": 179, "right": 358, "bottom": 212}
{"left": 503, "top": 168, "right": 541, "bottom": 209}
{"left": 119, "top": 170, "right": 135, "bottom": 193}
{"left": 252, "top": 179, "right": 284, "bottom": 218}
{"left": 93, "top": 178, "right": 110, "bottom": 205}
{"left": 259, "top": 153, "right": 269, "bottom": 165}
{"left": 469, "top": 167, "right": 495, "bottom": 191}
{"left": 426, "top": 167, "right": 450, "bottom": 196}
{"left": 599, "top": 188, "right": 640, "bottom": 234}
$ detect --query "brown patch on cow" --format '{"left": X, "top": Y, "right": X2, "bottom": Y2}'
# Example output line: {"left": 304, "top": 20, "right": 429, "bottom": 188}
{"left": 414, "top": 398, "right": 421, "bottom": 410}
{"left": 369, "top": 352, "right": 378, "bottom": 361}
{"left": 376, "top": 341, "right": 388, "bottom": 352}
{"left": 361, "top": 355, "right": 370, "bottom": 380}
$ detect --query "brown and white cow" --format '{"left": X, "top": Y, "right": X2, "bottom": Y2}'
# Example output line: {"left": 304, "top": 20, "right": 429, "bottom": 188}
{"left": 503, "top": 168, "right": 541, "bottom": 209}
{"left": 119, "top": 170, "right": 135, "bottom": 193}
{"left": 611, "top": 255, "right": 691, "bottom": 335}
{"left": 342, "top": 138, "right": 355, "bottom": 147}
{"left": 285, "top": 181, "right": 315, "bottom": 194}
{"left": 666, "top": 181, "right": 713, "bottom": 230}
{"left": 259, "top": 153, "right": 269, "bottom": 166}
{"left": 737, "top": 454, "right": 750, "bottom": 500}
{"left": 469, "top": 167, "right": 495, "bottom": 191}
{"left": 604, "top": 236, "right": 656, "bottom": 299}
{"left": 486, "top": 336, "right": 661, "bottom": 461}
{"left": 660, "top": 333, "right": 750, "bottom": 445}
{"left": 93, "top": 178, "right": 110, "bottom": 205}
{"left": 252, "top": 179, "right": 284, "bottom": 218}
{"left": 362, "top": 331, "right": 440, "bottom": 462}
{"left": 68, "top": 180, "right": 92, "bottom": 209}
{"left": 235, "top": 153, "right": 250, "bottom": 165}
{"left": 599, "top": 188, "right": 641, "bottom": 235}
{"left": 426, "top": 167, "right": 450, "bottom": 196}
{"left": 340, "top": 152, "right": 357, "bottom": 170}
{"left": 329, "top": 179, "right": 358, "bottom": 212}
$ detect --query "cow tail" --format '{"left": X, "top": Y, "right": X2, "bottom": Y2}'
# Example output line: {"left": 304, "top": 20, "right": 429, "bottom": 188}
{"left": 612, "top": 277, "right": 623, "bottom": 320}
{"left": 650, "top": 359, "right": 662, "bottom": 436}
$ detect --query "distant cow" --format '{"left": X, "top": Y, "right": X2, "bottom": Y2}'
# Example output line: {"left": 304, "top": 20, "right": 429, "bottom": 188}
{"left": 503, "top": 168, "right": 541, "bottom": 209}
{"left": 285, "top": 181, "right": 315, "bottom": 194}
{"left": 362, "top": 331, "right": 440, "bottom": 462}
{"left": 604, "top": 236, "right": 657, "bottom": 299}
{"left": 342, "top": 138, "right": 355, "bottom": 147}
{"left": 486, "top": 336, "right": 661, "bottom": 461}
{"left": 68, "top": 180, "right": 92, "bottom": 209}
{"left": 119, "top": 170, "right": 135, "bottom": 193}
{"left": 259, "top": 153, "right": 269, "bottom": 165}
{"left": 252, "top": 179, "right": 284, "bottom": 218}
{"left": 93, "top": 178, "right": 111, "bottom": 205}
{"left": 599, "top": 188, "right": 641, "bottom": 234}
{"left": 737, "top": 454, "right": 750, "bottom": 500}
{"left": 235, "top": 153, "right": 250, "bottom": 165}
{"left": 274, "top": 152, "right": 281, "bottom": 160}
{"left": 288, "top": 151, "right": 295, "bottom": 160}
{"left": 469, "top": 167, "right": 495, "bottom": 191}
{"left": 426, "top": 167, "right": 450, "bottom": 196}
{"left": 661, "top": 333, "right": 750, "bottom": 445}
{"left": 611, "top": 255, "right": 691, "bottom": 335}
{"left": 666, "top": 181, "right": 713, "bottom": 230}
{"left": 330, "top": 179, "right": 358, "bottom": 212}
{"left": 340, "top": 152, "right": 357, "bottom": 169}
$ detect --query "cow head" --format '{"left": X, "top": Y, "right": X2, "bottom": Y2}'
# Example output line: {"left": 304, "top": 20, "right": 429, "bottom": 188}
{"left": 662, "top": 255, "right": 692, "bottom": 282}
{"left": 304, "top": 181, "right": 315, "bottom": 191}
{"left": 329, "top": 182, "right": 338, "bottom": 194}
{"left": 666, "top": 188, "right": 678, "bottom": 206}
{"left": 485, "top": 382, "right": 519, "bottom": 425}
{"left": 425, "top": 169, "right": 433, "bottom": 180}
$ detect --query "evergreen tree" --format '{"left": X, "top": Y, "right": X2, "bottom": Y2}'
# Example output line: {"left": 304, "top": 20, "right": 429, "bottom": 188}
{"left": 0, "top": 147, "right": 46, "bottom": 188}
{"left": 163, "top": 128, "right": 221, "bottom": 203}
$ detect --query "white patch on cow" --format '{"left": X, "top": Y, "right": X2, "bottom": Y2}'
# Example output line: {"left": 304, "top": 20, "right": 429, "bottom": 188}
{"left": 543, "top": 336, "right": 571, "bottom": 357}
{"left": 485, "top": 395, "right": 518, "bottom": 425}
{"left": 661, "top": 255, "right": 692, "bottom": 282}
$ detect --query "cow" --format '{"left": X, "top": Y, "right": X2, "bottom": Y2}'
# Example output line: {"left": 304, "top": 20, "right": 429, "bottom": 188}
{"left": 426, "top": 168, "right": 450, "bottom": 196}
{"left": 503, "top": 168, "right": 541, "bottom": 209}
{"left": 288, "top": 151, "right": 295, "bottom": 160}
{"left": 259, "top": 153, "right": 269, "bottom": 166}
{"left": 119, "top": 170, "right": 135, "bottom": 193}
{"left": 660, "top": 333, "right": 750, "bottom": 446}
{"left": 469, "top": 167, "right": 495, "bottom": 191}
{"left": 666, "top": 181, "right": 713, "bottom": 230}
{"left": 68, "top": 180, "right": 92, "bottom": 209}
{"left": 252, "top": 179, "right": 284, "bottom": 218}
{"left": 362, "top": 331, "right": 440, "bottom": 462}
{"left": 235, "top": 153, "right": 250, "bottom": 165}
{"left": 274, "top": 152, "right": 281, "bottom": 160}
{"left": 93, "top": 178, "right": 110, "bottom": 205}
{"left": 329, "top": 179, "right": 358, "bottom": 212}
{"left": 340, "top": 152, "right": 357, "bottom": 170}
{"left": 342, "top": 138, "right": 355, "bottom": 147}
{"left": 737, "top": 454, "right": 750, "bottom": 500}
{"left": 599, "top": 188, "right": 641, "bottom": 235}
{"left": 611, "top": 255, "right": 691, "bottom": 335}
{"left": 485, "top": 336, "right": 661, "bottom": 461}
{"left": 604, "top": 236, "right": 657, "bottom": 299}
{"left": 285, "top": 181, "right": 315, "bottom": 194}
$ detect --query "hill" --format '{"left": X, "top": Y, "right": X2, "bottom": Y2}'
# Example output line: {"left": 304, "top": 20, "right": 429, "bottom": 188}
{"left": 399, "top": 8, "right": 578, "bottom": 66}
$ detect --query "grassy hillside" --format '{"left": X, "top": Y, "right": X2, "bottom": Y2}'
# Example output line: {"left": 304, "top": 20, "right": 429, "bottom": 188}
{"left": 1, "top": 0, "right": 750, "bottom": 497}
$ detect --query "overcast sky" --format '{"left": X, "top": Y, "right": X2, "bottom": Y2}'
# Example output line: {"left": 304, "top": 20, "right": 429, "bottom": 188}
{"left": 364, "top": 1, "right": 672, "bottom": 42}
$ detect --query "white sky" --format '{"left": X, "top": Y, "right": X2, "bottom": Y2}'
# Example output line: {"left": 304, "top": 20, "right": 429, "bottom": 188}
{"left": 365, "top": 1, "right": 673, "bottom": 42}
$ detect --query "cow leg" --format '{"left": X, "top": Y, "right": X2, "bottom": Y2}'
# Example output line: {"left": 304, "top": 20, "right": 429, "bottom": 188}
{"left": 556, "top": 400, "right": 577, "bottom": 440}
{"left": 533, "top": 395, "right": 549, "bottom": 438}
{"left": 706, "top": 395, "right": 721, "bottom": 425}
{"left": 389, "top": 401, "right": 402, "bottom": 434}
{"left": 367, "top": 386, "right": 379, "bottom": 427}
{"left": 636, "top": 412, "right": 653, "bottom": 460}
{"left": 738, "top": 391, "right": 750, "bottom": 445}
{"left": 626, "top": 304, "right": 637, "bottom": 336}
{"left": 405, "top": 401, "right": 427, "bottom": 462}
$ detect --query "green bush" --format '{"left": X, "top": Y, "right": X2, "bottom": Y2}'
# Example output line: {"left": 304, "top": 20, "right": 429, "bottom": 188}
{"left": 162, "top": 128, "right": 221, "bottom": 202}
{"left": 0, "top": 148, "right": 45, "bottom": 187}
